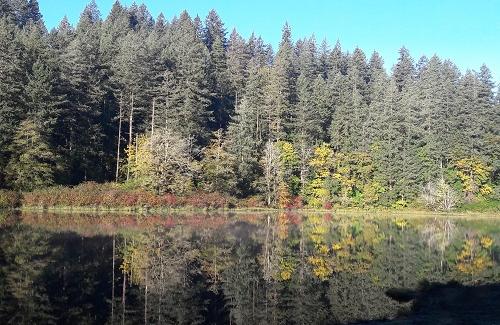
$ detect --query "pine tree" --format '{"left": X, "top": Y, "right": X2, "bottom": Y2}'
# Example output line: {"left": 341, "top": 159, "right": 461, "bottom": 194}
{"left": 204, "top": 10, "right": 231, "bottom": 129}
{"left": 159, "top": 11, "right": 212, "bottom": 145}
{"left": 265, "top": 23, "right": 296, "bottom": 140}
{"left": 2, "top": 0, "right": 42, "bottom": 27}
{"left": 5, "top": 119, "right": 57, "bottom": 190}
{"left": 100, "top": 1, "right": 131, "bottom": 66}
{"left": 60, "top": 0, "right": 108, "bottom": 182}
{"left": 330, "top": 63, "right": 368, "bottom": 152}
{"left": 226, "top": 64, "right": 265, "bottom": 196}
{"left": 129, "top": 3, "right": 153, "bottom": 31}
{"left": 226, "top": 29, "right": 249, "bottom": 96}
{"left": 475, "top": 65, "right": 499, "bottom": 177}
{"left": 393, "top": 47, "right": 415, "bottom": 93}
{"left": 291, "top": 37, "right": 323, "bottom": 189}
{"left": 327, "top": 40, "right": 348, "bottom": 77}
{"left": 0, "top": 17, "right": 24, "bottom": 182}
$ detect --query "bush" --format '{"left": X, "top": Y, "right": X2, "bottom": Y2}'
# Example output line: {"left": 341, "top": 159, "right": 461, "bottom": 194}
{"left": 457, "top": 200, "right": 500, "bottom": 212}
{"left": 184, "top": 191, "right": 229, "bottom": 209}
{"left": 239, "top": 195, "right": 266, "bottom": 208}
{"left": 21, "top": 182, "right": 231, "bottom": 210}
{"left": 0, "top": 190, "right": 21, "bottom": 209}
{"left": 285, "top": 196, "right": 303, "bottom": 209}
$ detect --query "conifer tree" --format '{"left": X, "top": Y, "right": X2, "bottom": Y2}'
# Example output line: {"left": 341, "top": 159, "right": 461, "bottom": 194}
{"left": 5, "top": 119, "right": 57, "bottom": 190}
{"left": 204, "top": 10, "right": 231, "bottom": 128}
{"left": 160, "top": 11, "right": 212, "bottom": 145}
{"left": 0, "top": 17, "right": 24, "bottom": 182}
{"left": 227, "top": 29, "right": 249, "bottom": 96}
{"left": 60, "top": 0, "right": 108, "bottom": 182}
{"left": 0, "top": 2, "right": 497, "bottom": 206}
{"left": 393, "top": 47, "right": 415, "bottom": 93}
{"left": 266, "top": 23, "right": 296, "bottom": 140}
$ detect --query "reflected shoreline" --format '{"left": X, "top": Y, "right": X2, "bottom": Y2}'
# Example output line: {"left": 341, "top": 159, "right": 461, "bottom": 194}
{"left": 0, "top": 211, "right": 499, "bottom": 324}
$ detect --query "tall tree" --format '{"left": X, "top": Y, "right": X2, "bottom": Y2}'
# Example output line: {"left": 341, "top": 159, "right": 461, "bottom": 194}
{"left": 5, "top": 119, "right": 57, "bottom": 190}
{"left": 204, "top": 10, "right": 231, "bottom": 129}
{"left": 160, "top": 11, "right": 212, "bottom": 145}
{"left": 60, "top": 0, "right": 108, "bottom": 182}
{"left": 226, "top": 29, "right": 249, "bottom": 97}
{"left": 0, "top": 17, "right": 24, "bottom": 182}
{"left": 265, "top": 23, "right": 296, "bottom": 140}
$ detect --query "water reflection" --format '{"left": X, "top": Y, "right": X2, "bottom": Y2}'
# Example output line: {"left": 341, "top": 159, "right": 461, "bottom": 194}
{"left": 0, "top": 211, "right": 499, "bottom": 324}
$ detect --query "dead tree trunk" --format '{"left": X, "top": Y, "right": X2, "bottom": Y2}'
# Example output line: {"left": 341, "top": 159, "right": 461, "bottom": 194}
{"left": 126, "top": 93, "right": 134, "bottom": 181}
{"left": 115, "top": 94, "right": 123, "bottom": 182}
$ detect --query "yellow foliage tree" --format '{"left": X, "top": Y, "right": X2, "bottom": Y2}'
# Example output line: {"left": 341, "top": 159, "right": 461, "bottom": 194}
{"left": 277, "top": 141, "right": 300, "bottom": 207}
{"left": 120, "top": 234, "right": 150, "bottom": 285}
{"left": 125, "top": 135, "right": 154, "bottom": 189}
{"left": 455, "top": 157, "right": 493, "bottom": 199}
{"left": 306, "top": 144, "right": 334, "bottom": 207}
{"left": 456, "top": 237, "right": 493, "bottom": 276}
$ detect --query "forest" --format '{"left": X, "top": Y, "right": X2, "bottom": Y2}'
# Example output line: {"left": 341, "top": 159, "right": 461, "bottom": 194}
{"left": 0, "top": 0, "right": 499, "bottom": 210}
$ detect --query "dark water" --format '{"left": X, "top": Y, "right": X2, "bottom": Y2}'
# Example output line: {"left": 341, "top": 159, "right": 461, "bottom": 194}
{"left": 0, "top": 211, "right": 499, "bottom": 324}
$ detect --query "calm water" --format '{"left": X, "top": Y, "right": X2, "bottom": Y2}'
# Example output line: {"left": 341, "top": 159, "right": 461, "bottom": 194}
{"left": 0, "top": 211, "right": 499, "bottom": 324}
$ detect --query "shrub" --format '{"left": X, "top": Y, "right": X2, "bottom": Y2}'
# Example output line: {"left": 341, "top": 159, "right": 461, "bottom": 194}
{"left": 239, "top": 195, "right": 266, "bottom": 208}
{"left": 21, "top": 183, "right": 231, "bottom": 210}
{"left": 184, "top": 191, "right": 229, "bottom": 209}
{"left": 0, "top": 190, "right": 21, "bottom": 209}
{"left": 285, "top": 196, "right": 304, "bottom": 209}
{"left": 322, "top": 201, "right": 333, "bottom": 210}
{"left": 457, "top": 200, "right": 500, "bottom": 212}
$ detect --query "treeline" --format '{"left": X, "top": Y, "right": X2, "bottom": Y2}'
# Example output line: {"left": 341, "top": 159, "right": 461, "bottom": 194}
{"left": 0, "top": 0, "right": 498, "bottom": 209}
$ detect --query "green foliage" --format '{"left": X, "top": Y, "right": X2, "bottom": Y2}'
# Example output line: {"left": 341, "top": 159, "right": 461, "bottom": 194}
{"left": 5, "top": 120, "right": 57, "bottom": 191}
{"left": 457, "top": 200, "right": 500, "bottom": 213}
{"left": 201, "top": 129, "right": 237, "bottom": 194}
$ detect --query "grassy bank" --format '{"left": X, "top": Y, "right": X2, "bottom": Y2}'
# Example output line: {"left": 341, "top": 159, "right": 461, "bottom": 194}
{"left": 2, "top": 183, "right": 499, "bottom": 216}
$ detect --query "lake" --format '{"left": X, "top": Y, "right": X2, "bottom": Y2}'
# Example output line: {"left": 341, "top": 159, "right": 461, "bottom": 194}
{"left": 0, "top": 211, "right": 499, "bottom": 324}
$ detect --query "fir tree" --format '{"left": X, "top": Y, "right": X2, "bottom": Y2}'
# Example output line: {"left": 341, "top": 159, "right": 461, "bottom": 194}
{"left": 5, "top": 119, "right": 57, "bottom": 190}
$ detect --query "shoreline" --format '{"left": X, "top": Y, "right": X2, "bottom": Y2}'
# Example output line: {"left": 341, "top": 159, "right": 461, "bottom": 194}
{"left": 11, "top": 205, "right": 500, "bottom": 219}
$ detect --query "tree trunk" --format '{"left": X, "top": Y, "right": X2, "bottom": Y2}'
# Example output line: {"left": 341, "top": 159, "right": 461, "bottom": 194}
{"left": 151, "top": 98, "right": 155, "bottom": 137}
{"left": 126, "top": 93, "right": 134, "bottom": 181}
{"left": 111, "top": 235, "right": 116, "bottom": 324}
{"left": 122, "top": 238, "right": 127, "bottom": 325}
{"left": 144, "top": 269, "right": 148, "bottom": 325}
{"left": 116, "top": 94, "right": 123, "bottom": 182}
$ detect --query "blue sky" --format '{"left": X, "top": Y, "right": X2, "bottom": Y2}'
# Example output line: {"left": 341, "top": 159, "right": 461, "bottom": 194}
{"left": 39, "top": 0, "right": 499, "bottom": 84}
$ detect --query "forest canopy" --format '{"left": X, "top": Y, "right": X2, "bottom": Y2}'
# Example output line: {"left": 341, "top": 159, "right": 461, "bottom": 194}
{"left": 0, "top": 0, "right": 498, "bottom": 209}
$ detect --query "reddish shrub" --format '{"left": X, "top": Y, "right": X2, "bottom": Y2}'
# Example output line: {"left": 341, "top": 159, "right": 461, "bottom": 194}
{"left": 286, "top": 196, "right": 304, "bottom": 209}
{"left": 185, "top": 191, "right": 228, "bottom": 209}
{"left": 161, "top": 193, "right": 179, "bottom": 208}
{"left": 323, "top": 201, "right": 333, "bottom": 210}
{"left": 21, "top": 183, "right": 235, "bottom": 210}
{"left": 240, "top": 196, "right": 265, "bottom": 208}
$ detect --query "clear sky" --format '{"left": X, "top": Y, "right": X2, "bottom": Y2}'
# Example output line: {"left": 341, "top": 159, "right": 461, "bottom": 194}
{"left": 38, "top": 0, "right": 499, "bottom": 84}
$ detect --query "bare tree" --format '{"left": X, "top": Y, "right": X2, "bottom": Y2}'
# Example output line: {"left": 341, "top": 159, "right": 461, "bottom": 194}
{"left": 421, "top": 178, "right": 458, "bottom": 211}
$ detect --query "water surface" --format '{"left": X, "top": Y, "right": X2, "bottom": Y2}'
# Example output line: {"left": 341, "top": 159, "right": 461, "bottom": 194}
{"left": 0, "top": 211, "right": 499, "bottom": 324}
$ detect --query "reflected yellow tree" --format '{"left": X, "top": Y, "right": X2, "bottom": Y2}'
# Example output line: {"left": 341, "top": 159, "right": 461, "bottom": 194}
{"left": 456, "top": 235, "right": 494, "bottom": 277}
